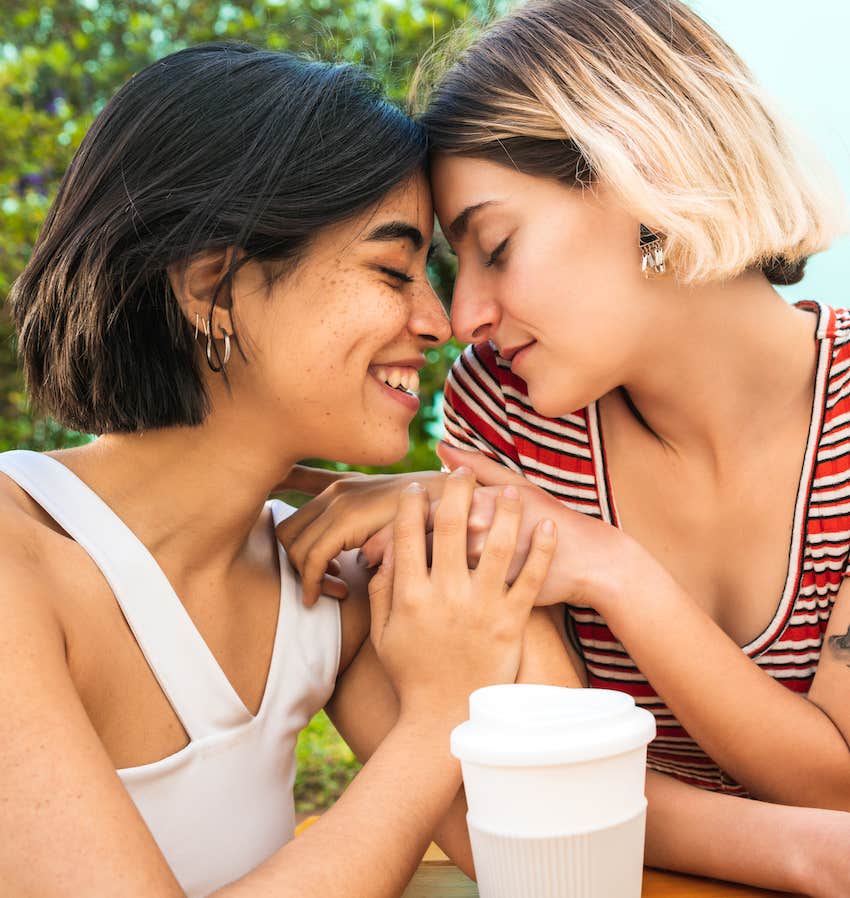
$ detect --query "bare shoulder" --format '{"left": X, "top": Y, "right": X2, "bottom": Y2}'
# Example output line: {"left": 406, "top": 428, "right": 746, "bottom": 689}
{"left": 0, "top": 471, "right": 73, "bottom": 634}
{"left": 336, "top": 549, "right": 372, "bottom": 674}
{"left": 0, "top": 531, "right": 66, "bottom": 668}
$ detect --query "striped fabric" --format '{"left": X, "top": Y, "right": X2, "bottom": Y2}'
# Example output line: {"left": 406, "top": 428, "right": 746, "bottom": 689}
{"left": 442, "top": 300, "right": 850, "bottom": 794}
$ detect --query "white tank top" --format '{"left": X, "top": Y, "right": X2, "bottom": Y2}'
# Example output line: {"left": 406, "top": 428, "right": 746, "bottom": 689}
{"left": 0, "top": 450, "right": 342, "bottom": 897}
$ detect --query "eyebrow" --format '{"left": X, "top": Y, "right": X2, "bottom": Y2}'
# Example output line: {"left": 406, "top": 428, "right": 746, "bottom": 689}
{"left": 365, "top": 221, "right": 425, "bottom": 251}
{"left": 448, "top": 200, "right": 501, "bottom": 241}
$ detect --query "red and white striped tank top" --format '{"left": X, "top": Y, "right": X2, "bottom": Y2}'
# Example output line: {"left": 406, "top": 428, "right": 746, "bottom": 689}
{"left": 442, "top": 300, "right": 850, "bottom": 795}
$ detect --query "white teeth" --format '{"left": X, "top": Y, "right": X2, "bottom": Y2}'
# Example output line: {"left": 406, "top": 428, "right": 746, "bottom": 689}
{"left": 372, "top": 365, "right": 420, "bottom": 394}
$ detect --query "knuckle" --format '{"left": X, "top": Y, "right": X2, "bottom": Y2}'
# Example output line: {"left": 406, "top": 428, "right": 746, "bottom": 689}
{"left": 489, "top": 617, "right": 519, "bottom": 644}
{"left": 287, "top": 545, "right": 305, "bottom": 569}
{"left": 303, "top": 560, "right": 323, "bottom": 583}
{"left": 327, "top": 494, "right": 349, "bottom": 514}
{"left": 433, "top": 516, "right": 463, "bottom": 538}
{"left": 393, "top": 518, "right": 418, "bottom": 542}
{"left": 324, "top": 480, "right": 345, "bottom": 498}
{"left": 497, "top": 494, "right": 521, "bottom": 513}
{"left": 484, "top": 540, "right": 514, "bottom": 562}
{"left": 468, "top": 510, "right": 491, "bottom": 530}
{"left": 513, "top": 572, "right": 543, "bottom": 599}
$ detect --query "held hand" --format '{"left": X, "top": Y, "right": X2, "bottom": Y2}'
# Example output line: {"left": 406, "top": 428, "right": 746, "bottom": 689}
{"left": 276, "top": 470, "right": 447, "bottom": 607}
{"left": 355, "top": 442, "right": 527, "bottom": 570}
{"left": 368, "top": 469, "right": 557, "bottom": 721}
{"left": 439, "top": 442, "right": 655, "bottom": 610}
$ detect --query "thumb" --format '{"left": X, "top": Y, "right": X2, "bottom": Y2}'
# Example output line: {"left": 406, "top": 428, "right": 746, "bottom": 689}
{"left": 436, "top": 441, "right": 527, "bottom": 487}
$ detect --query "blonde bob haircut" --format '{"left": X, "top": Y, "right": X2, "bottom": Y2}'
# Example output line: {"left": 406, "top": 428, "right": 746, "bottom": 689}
{"left": 417, "top": 0, "right": 845, "bottom": 285}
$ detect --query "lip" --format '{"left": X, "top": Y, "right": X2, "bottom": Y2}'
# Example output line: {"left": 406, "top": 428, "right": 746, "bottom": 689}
{"left": 369, "top": 356, "right": 426, "bottom": 371}
{"left": 369, "top": 371, "right": 421, "bottom": 412}
{"left": 499, "top": 340, "right": 536, "bottom": 363}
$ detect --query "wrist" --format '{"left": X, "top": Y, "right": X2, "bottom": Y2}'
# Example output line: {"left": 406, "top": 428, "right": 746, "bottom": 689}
{"left": 582, "top": 535, "right": 667, "bottom": 616}
{"left": 396, "top": 695, "right": 471, "bottom": 734}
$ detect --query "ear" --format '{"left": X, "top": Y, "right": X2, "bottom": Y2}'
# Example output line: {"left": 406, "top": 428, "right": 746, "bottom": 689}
{"left": 168, "top": 248, "right": 235, "bottom": 338}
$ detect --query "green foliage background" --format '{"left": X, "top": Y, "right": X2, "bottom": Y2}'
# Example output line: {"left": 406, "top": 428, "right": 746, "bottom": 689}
{"left": 1, "top": 0, "right": 512, "bottom": 810}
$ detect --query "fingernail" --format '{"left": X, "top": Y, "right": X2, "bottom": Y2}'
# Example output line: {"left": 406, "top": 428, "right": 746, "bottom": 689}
{"left": 357, "top": 550, "right": 369, "bottom": 567}
{"left": 541, "top": 519, "right": 555, "bottom": 535}
{"left": 450, "top": 465, "right": 472, "bottom": 478}
{"left": 503, "top": 485, "right": 519, "bottom": 500}
{"left": 405, "top": 481, "right": 425, "bottom": 493}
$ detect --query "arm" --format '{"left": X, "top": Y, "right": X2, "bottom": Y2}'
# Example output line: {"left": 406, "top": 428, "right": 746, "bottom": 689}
{"left": 0, "top": 478, "right": 555, "bottom": 898}
{"left": 324, "top": 624, "right": 476, "bottom": 878}
{"left": 221, "top": 709, "right": 465, "bottom": 898}
{"left": 0, "top": 558, "right": 437, "bottom": 898}
{"left": 326, "top": 599, "right": 583, "bottom": 880}
{"left": 511, "top": 604, "right": 850, "bottom": 898}
{"left": 596, "top": 555, "right": 850, "bottom": 810}
{"left": 0, "top": 562, "right": 186, "bottom": 898}
{"left": 270, "top": 464, "right": 359, "bottom": 498}
{"left": 233, "top": 474, "right": 556, "bottom": 898}
{"left": 644, "top": 769, "right": 850, "bottom": 898}
{"left": 440, "top": 442, "right": 850, "bottom": 811}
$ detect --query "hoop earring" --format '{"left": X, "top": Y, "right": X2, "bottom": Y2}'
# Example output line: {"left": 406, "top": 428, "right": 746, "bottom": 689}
{"left": 639, "top": 225, "right": 665, "bottom": 276}
{"left": 205, "top": 324, "right": 231, "bottom": 371}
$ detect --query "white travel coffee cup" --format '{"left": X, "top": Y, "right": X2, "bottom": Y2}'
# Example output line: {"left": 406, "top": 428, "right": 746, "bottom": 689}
{"left": 451, "top": 684, "right": 656, "bottom": 898}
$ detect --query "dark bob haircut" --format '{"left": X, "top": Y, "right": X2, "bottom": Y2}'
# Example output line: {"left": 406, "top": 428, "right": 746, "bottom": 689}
{"left": 10, "top": 43, "right": 427, "bottom": 434}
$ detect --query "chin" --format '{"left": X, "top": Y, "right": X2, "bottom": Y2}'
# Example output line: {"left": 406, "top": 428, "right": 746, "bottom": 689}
{"left": 335, "top": 434, "right": 410, "bottom": 467}
{"left": 527, "top": 384, "right": 590, "bottom": 420}
{"left": 527, "top": 388, "right": 569, "bottom": 419}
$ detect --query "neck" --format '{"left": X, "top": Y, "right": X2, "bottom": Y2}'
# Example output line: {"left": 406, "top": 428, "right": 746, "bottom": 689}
{"left": 618, "top": 273, "right": 819, "bottom": 462}
{"left": 58, "top": 399, "right": 299, "bottom": 577}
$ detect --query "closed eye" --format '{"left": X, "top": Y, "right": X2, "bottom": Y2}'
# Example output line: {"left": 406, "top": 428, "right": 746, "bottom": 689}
{"left": 378, "top": 266, "right": 414, "bottom": 284}
{"left": 485, "top": 238, "right": 509, "bottom": 268}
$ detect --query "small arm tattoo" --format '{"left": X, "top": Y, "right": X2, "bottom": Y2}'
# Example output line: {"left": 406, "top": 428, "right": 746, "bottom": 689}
{"left": 827, "top": 625, "right": 850, "bottom": 668}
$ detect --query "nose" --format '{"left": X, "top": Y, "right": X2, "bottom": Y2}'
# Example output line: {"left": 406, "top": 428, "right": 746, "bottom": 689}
{"left": 450, "top": 268, "right": 500, "bottom": 344}
{"left": 409, "top": 280, "right": 452, "bottom": 346}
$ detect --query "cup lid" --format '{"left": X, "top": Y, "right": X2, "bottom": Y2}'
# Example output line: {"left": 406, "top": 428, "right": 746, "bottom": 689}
{"left": 451, "top": 684, "right": 656, "bottom": 766}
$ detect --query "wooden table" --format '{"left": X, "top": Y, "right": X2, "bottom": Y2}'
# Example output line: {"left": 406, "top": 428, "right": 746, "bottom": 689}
{"left": 401, "top": 844, "right": 804, "bottom": 898}
{"left": 296, "top": 817, "right": 803, "bottom": 897}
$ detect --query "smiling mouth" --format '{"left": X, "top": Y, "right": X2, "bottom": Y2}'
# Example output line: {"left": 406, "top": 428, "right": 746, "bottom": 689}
{"left": 369, "top": 364, "right": 420, "bottom": 396}
{"left": 499, "top": 341, "right": 536, "bottom": 365}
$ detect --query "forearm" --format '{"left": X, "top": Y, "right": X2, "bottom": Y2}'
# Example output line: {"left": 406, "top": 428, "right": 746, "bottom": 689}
{"left": 601, "top": 561, "right": 850, "bottom": 808}
{"left": 216, "top": 715, "right": 462, "bottom": 898}
{"left": 645, "top": 770, "right": 850, "bottom": 897}
{"left": 272, "top": 463, "right": 360, "bottom": 497}
{"left": 431, "top": 605, "right": 587, "bottom": 879}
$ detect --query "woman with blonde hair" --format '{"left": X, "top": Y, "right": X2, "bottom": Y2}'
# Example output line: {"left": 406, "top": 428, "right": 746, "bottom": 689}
{"left": 280, "top": 0, "right": 850, "bottom": 892}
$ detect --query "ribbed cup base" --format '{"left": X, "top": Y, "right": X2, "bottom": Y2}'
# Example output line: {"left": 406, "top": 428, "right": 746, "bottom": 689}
{"left": 468, "top": 808, "right": 646, "bottom": 898}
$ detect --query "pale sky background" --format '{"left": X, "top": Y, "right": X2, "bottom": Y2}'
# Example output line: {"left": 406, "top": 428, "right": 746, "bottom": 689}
{"left": 688, "top": 0, "right": 850, "bottom": 302}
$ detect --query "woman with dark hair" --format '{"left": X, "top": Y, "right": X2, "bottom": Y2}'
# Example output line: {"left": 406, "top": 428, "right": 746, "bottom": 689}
{"left": 0, "top": 43, "right": 558, "bottom": 897}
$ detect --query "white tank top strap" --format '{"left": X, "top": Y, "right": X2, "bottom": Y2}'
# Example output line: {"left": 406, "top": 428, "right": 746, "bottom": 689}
{"left": 264, "top": 500, "right": 341, "bottom": 715}
{"left": 0, "top": 450, "right": 252, "bottom": 741}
